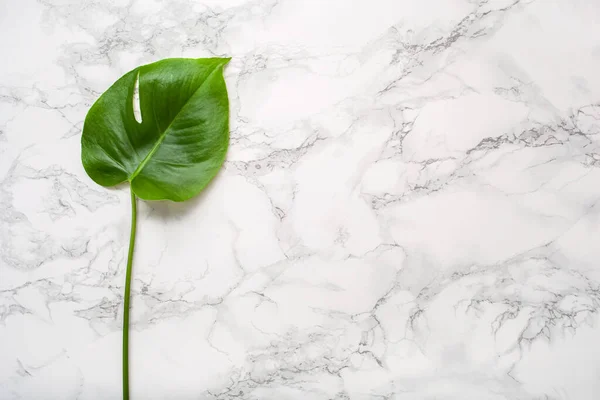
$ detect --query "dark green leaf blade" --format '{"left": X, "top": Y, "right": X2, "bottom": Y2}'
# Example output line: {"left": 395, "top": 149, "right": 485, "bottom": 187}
{"left": 81, "top": 57, "right": 230, "bottom": 201}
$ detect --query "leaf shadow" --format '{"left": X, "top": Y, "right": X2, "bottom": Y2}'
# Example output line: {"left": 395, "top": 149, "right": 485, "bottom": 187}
{"left": 142, "top": 177, "right": 221, "bottom": 221}
{"left": 108, "top": 182, "right": 130, "bottom": 192}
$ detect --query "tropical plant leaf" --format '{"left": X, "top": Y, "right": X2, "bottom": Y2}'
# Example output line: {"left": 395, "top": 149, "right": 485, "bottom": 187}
{"left": 81, "top": 57, "right": 230, "bottom": 201}
{"left": 80, "top": 57, "right": 231, "bottom": 400}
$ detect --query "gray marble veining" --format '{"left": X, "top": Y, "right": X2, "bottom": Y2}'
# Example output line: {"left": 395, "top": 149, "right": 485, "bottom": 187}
{"left": 1, "top": 0, "right": 600, "bottom": 399}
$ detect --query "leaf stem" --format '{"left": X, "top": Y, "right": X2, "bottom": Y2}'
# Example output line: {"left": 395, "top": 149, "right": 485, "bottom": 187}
{"left": 123, "top": 188, "right": 137, "bottom": 400}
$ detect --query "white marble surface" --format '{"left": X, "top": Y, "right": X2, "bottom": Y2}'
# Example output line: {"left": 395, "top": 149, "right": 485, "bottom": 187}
{"left": 2, "top": 0, "right": 600, "bottom": 399}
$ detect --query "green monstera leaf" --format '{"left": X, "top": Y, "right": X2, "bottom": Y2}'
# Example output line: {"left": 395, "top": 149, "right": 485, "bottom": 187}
{"left": 82, "top": 57, "right": 230, "bottom": 201}
{"left": 80, "top": 57, "right": 230, "bottom": 400}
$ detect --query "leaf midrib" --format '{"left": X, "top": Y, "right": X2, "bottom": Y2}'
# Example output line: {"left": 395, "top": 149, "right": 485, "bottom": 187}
{"left": 127, "top": 64, "right": 221, "bottom": 182}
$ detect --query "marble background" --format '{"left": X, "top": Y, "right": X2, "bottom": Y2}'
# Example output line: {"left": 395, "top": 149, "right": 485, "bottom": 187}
{"left": 2, "top": 0, "right": 600, "bottom": 399}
